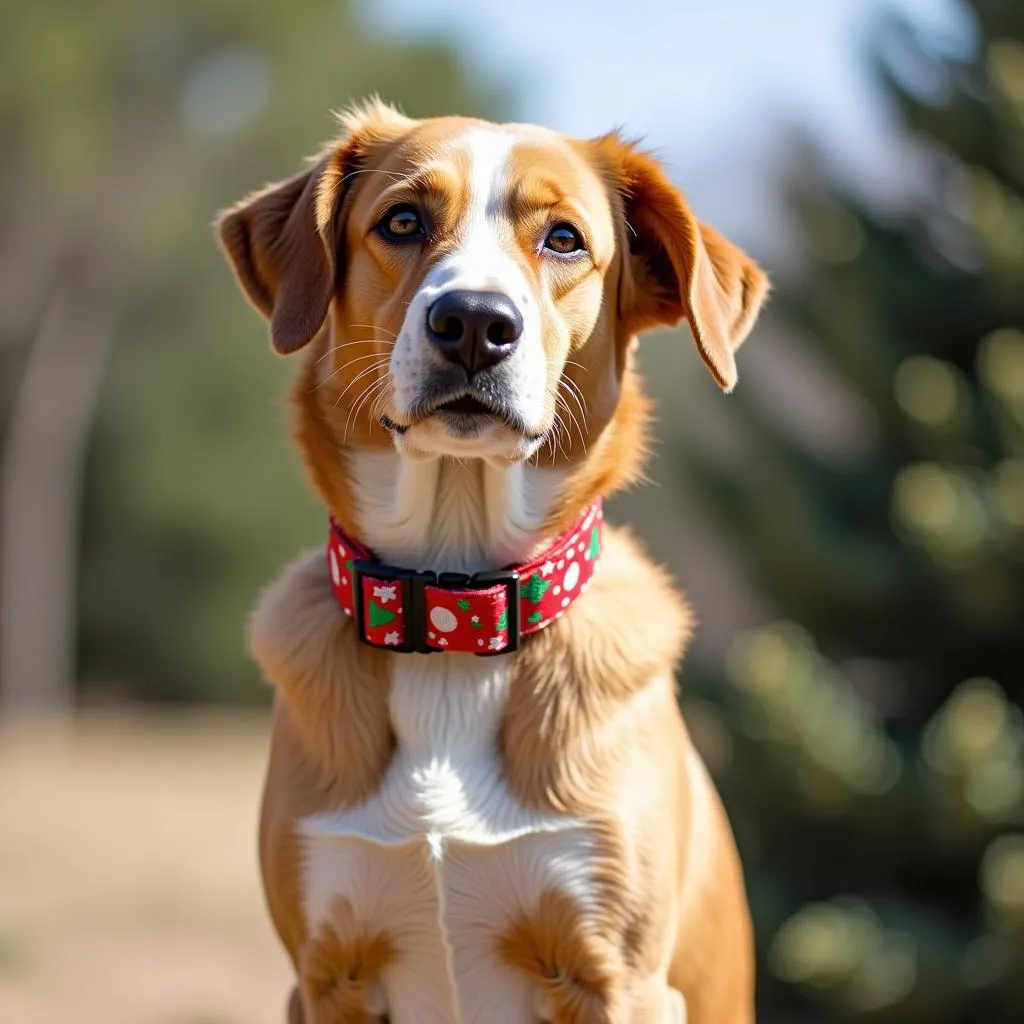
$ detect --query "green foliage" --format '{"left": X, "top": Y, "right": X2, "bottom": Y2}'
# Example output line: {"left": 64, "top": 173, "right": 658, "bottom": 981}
{"left": 0, "top": 0, "right": 505, "bottom": 701}
{"left": 679, "top": 3, "right": 1024, "bottom": 1020}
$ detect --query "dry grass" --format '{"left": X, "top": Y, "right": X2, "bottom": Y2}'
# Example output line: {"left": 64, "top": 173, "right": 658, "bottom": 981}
{"left": 0, "top": 710, "right": 293, "bottom": 1024}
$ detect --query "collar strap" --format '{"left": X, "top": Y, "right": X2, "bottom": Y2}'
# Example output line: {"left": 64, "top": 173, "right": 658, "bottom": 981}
{"left": 326, "top": 500, "right": 603, "bottom": 655}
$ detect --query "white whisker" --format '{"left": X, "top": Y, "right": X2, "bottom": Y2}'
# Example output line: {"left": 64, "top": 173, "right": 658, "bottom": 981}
{"left": 556, "top": 388, "right": 587, "bottom": 453}
{"left": 560, "top": 376, "right": 589, "bottom": 427}
{"left": 333, "top": 360, "right": 391, "bottom": 408}
{"left": 344, "top": 374, "right": 392, "bottom": 443}
{"left": 313, "top": 351, "right": 395, "bottom": 393}
{"left": 315, "top": 338, "right": 394, "bottom": 366}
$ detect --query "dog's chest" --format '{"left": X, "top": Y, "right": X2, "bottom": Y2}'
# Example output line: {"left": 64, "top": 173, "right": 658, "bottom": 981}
{"left": 299, "top": 654, "right": 595, "bottom": 1024}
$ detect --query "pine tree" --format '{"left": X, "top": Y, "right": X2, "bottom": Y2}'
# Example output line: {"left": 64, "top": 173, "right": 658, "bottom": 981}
{"left": 680, "top": 3, "right": 1024, "bottom": 1021}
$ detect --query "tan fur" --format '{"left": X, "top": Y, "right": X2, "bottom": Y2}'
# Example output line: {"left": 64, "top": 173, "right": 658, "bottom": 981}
{"left": 219, "top": 102, "right": 766, "bottom": 1023}
{"left": 251, "top": 551, "right": 393, "bottom": 978}
{"left": 299, "top": 902, "right": 394, "bottom": 1023}
{"left": 499, "top": 888, "right": 625, "bottom": 1022}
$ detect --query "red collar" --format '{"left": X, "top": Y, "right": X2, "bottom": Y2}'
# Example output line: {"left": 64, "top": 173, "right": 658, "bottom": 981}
{"left": 326, "top": 500, "right": 603, "bottom": 655}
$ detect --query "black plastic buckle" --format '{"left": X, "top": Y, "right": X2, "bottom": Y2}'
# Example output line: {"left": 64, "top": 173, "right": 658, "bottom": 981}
{"left": 351, "top": 562, "right": 521, "bottom": 655}
{"left": 468, "top": 569, "right": 521, "bottom": 656}
{"left": 351, "top": 561, "right": 434, "bottom": 654}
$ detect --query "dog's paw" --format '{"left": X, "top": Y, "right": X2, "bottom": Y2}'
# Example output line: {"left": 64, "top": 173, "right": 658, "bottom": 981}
{"left": 288, "top": 980, "right": 389, "bottom": 1023}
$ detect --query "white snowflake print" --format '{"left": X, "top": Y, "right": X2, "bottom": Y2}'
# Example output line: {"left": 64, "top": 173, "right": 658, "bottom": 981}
{"left": 373, "top": 584, "right": 398, "bottom": 605}
{"left": 471, "top": 615, "right": 480, "bottom": 624}
{"left": 540, "top": 559, "right": 556, "bottom": 577}
{"left": 487, "top": 636, "right": 504, "bottom": 651}
{"left": 383, "top": 631, "right": 400, "bottom": 646}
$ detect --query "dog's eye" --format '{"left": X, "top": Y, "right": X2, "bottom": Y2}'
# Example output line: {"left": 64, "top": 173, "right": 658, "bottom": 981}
{"left": 544, "top": 223, "right": 584, "bottom": 255}
{"left": 378, "top": 204, "right": 425, "bottom": 241}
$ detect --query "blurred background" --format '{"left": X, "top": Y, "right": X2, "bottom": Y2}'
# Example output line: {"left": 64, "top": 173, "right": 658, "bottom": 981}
{"left": 1, "top": 0, "right": 1023, "bottom": 1021}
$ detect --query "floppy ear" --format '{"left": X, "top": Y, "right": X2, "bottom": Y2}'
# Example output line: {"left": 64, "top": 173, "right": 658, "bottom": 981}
{"left": 216, "top": 99, "right": 413, "bottom": 354}
{"left": 612, "top": 142, "right": 769, "bottom": 392}
{"left": 217, "top": 155, "right": 343, "bottom": 354}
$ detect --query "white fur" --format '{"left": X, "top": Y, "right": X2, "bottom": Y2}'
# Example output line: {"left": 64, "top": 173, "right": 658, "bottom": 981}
{"left": 388, "top": 127, "right": 549, "bottom": 459}
{"left": 349, "top": 450, "right": 564, "bottom": 572}
{"left": 296, "top": 125, "right": 693, "bottom": 1021}
{"left": 302, "top": 454, "right": 598, "bottom": 1022}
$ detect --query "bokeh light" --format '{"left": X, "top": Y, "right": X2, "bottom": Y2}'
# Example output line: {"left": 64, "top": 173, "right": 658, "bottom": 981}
{"left": 980, "top": 834, "right": 1024, "bottom": 921}
{"left": 894, "top": 356, "right": 962, "bottom": 428}
{"left": 179, "top": 46, "right": 271, "bottom": 136}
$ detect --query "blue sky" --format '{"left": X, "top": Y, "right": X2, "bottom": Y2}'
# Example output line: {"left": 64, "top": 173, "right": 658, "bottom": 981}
{"left": 367, "top": 0, "right": 967, "bottom": 252}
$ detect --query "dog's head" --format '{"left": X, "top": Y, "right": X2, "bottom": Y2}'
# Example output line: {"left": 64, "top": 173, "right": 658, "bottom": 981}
{"left": 218, "top": 100, "right": 767, "bottom": 473}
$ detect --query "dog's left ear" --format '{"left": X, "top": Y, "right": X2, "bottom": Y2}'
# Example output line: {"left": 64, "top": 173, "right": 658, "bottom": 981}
{"left": 609, "top": 141, "right": 769, "bottom": 392}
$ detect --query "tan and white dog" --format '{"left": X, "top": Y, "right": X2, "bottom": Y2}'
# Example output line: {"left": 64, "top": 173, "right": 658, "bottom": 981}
{"left": 217, "top": 100, "right": 767, "bottom": 1024}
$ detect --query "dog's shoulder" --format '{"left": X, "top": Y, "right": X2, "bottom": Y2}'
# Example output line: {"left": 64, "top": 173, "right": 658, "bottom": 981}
{"left": 573, "top": 523, "right": 693, "bottom": 674}
{"left": 503, "top": 523, "right": 693, "bottom": 806}
{"left": 249, "top": 548, "right": 341, "bottom": 683}
{"left": 512, "top": 523, "right": 692, "bottom": 697}
{"left": 249, "top": 549, "right": 393, "bottom": 797}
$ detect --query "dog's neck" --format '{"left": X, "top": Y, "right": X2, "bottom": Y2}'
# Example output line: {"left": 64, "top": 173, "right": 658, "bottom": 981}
{"left": 348, "top": 450, "right": 565, "bottom": 576}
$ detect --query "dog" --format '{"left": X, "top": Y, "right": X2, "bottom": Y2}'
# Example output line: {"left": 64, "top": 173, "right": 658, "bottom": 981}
{"left": 217, "top": 99, "right": 767, "bottom": 1024}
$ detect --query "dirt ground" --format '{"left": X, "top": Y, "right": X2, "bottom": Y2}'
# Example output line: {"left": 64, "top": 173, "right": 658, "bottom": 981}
{"left": 0, "top": 710, "right": 294, "bottom": 1024}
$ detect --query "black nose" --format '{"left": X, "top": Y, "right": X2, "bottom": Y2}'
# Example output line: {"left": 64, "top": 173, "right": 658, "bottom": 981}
{"left": 426, "top": 290, "right": 523, "bottom": 374}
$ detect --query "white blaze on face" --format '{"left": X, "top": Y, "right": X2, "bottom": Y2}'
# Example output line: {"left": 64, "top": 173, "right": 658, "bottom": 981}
{"left": 389, "top": 128, "right": 548, "bottom": 451}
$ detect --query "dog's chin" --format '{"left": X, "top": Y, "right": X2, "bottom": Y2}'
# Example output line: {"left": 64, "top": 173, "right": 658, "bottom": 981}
{"left": 388, "top": 411, "right": 545, "bottom": 465}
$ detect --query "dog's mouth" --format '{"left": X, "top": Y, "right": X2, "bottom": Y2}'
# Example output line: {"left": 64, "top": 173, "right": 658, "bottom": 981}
{"left": 381, "top": 390, "right": 544, "bottom": 441}
{"left": 435, "top": 395, "right": 495, "bottom": 416}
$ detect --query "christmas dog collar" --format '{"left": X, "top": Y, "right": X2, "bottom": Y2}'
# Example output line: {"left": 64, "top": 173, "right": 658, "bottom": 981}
{"left": 326, "top": 500, "right": 603, "bottom": 655}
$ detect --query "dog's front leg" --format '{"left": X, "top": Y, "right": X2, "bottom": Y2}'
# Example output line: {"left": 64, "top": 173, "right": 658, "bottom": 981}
{"left": 287, "top": 986, "right": 304, "bottom": 1024}
{"left": 532, "top": 974, "right": 686, "bottom": 1024}
{"left": 287, "top": 980, "right": 389, "bottom": 1024}
{"left": 292, "top": 919, "right": 392, "bottom": 1024}
{"left": 632, "top": 980, "right": 687, "bottom": 1024}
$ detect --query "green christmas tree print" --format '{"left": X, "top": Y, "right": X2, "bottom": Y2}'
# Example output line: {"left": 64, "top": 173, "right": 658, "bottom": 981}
{"left": 522, "top": 571, "right": 551, "bottom": 605}
{"left": 368, "top": 601, "right": 396, "bottom": 628}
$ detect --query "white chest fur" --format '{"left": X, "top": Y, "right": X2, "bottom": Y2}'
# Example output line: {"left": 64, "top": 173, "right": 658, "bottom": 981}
{"left": 301, "top": 654, "right": 593, "bottom": 1023}
{"left": 299, "top": 454, "right": 592, "bottom": 1023}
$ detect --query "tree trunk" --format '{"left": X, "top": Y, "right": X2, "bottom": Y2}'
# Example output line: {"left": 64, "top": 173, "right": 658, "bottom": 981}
{"left": 0, "top": 280, "right": 114, "bottom": 718}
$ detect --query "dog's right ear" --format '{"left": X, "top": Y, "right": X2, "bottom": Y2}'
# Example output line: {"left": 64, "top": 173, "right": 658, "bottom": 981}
{"left": 217, "top": 160, "right": 340, "bottom": 354}
{"left": 217, "top": 98, "right": 413, "bottom": 355}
